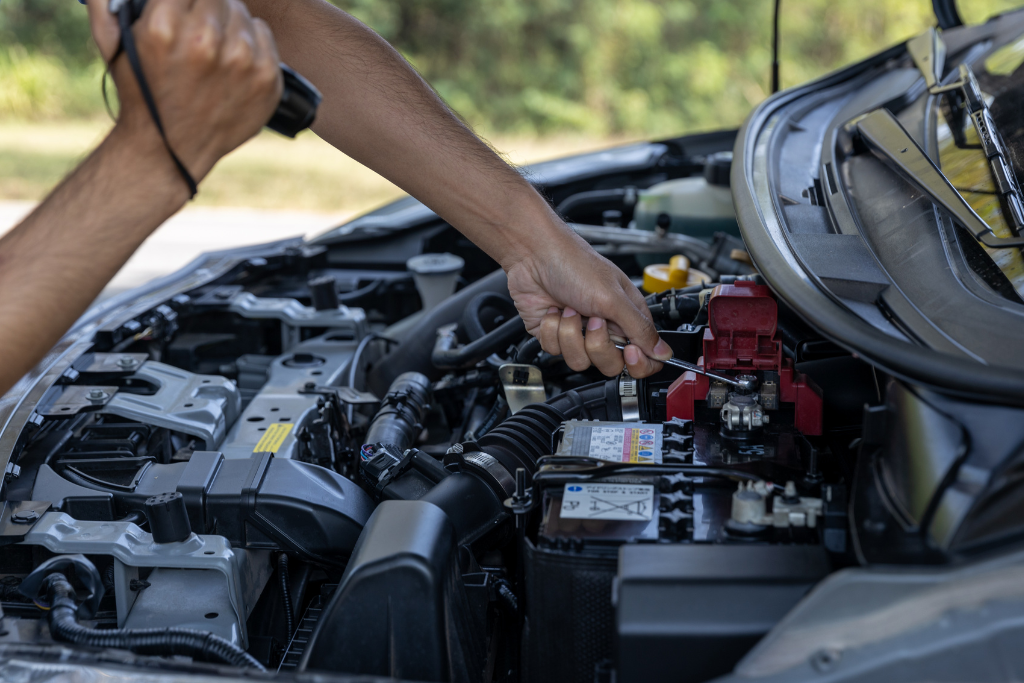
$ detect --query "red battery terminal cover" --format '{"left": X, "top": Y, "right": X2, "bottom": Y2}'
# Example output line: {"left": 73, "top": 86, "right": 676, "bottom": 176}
{"left": 665, "top": 280, "right": 823, "bottom": 435}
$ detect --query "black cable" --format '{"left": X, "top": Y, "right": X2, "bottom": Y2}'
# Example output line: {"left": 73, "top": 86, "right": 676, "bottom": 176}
{"left": 532, "top": 456, "right": 764, "bottom": 484}
{"left": 115, "top": 4, "right": 198, "bottom": 197}
{"left": 771, "top": 0, "right": 781, "bottom": 94}
{"left": 431, "top": 316, "right": 526, "bottom": 370}
{"left": 277, "top": 554, "right": 294, "bottom": 645}
{"left": 44, "top": 574, "right": 264, "bottom": 670}
{"left": 514, "top": 337, "right": 542, "bottom": 364}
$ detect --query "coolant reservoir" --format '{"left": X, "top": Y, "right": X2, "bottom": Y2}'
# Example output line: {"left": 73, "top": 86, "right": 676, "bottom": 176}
{"left": 633, "top": 151, "right": 739, "bottom": 241}
{"left": 642, "top": 255, "right": 711, "bottom": 293}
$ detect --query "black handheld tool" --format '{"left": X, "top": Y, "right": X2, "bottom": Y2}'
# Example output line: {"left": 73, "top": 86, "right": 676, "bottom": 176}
{"left": 110, "top": 0, "right": 321, "bottom": 138}
{"left": 107, "top": 0, "right": 322, "bottom": 195}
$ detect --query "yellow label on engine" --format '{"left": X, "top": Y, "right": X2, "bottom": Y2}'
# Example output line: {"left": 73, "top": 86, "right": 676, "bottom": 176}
{"left": 253, "top": 423, "right": 294, "bottom": 454}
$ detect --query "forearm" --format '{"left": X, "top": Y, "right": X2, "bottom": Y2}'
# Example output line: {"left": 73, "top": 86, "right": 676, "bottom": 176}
{"left": 0, "top": 127, "right": 186, "bottom": 394}
{"left": 244, "top": 0, "right": 574, "bottom": 269}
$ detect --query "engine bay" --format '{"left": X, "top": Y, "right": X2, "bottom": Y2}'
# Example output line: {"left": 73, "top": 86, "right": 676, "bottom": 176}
{"left": 4, "top": 90, "right": 1024, "bottom": 680}
{"left": 0, "top": 220, "right": 868, "bottom": 683}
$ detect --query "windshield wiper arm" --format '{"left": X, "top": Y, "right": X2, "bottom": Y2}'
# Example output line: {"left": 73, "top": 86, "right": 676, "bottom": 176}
{"left": 854, "top": 108, "right": 1024, "bottom": 249}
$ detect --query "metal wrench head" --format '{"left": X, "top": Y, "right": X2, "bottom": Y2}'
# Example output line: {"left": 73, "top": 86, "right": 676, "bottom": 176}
{"left": 613, "top": 342, "right": 755, "bottom": 392}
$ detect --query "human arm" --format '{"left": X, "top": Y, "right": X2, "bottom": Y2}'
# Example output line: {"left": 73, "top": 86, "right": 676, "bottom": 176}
{"left": 0, "top": 0, "right": 281, "bottom": 396}
{"left": 241, "top": 0, "right": 674, "bottom": 377}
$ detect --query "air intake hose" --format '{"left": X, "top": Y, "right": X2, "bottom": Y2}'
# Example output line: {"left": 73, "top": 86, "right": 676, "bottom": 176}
{"left": 364, "top": 372, "right": 431, "bottom": 452}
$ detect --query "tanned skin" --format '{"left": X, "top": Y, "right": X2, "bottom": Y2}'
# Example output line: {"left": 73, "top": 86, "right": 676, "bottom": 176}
{"left": 0, "top": 0, "right": 281, "bottom": 395}
{"left": 243, "top": 0, "right": 674, "bottom": 378}
{"left": 0, "top": 0, "right": 673, "bottom": 397}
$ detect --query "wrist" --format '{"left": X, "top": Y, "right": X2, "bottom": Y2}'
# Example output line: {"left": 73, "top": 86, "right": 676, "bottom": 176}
{"left": 493, "top": 202, "right": 580, "bottom": 273}
{"left": 105, "top": 122, "right": 192, "bottom": 211}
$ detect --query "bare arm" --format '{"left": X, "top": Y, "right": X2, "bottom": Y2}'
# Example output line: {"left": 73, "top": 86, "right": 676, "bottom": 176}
{"left": 0, "top": 0, "right": 281, "bottom": 396}
{"left": 244, "top": 0, "right": 673, "bottom": 377}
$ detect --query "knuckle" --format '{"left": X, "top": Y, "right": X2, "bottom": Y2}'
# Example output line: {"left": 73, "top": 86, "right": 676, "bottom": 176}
{"left": 186, "top": 24, "right": 219, "bottom": 64}
{"left": 224, "top": 39, "right": 255, "bottom": 70}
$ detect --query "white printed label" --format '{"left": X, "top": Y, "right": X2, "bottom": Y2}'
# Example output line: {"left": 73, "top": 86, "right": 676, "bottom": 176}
{"left": 560, "top": 483, "right": 655, "bottom": 521}
{"left": 587, "top": 426, "right": 660, "bottom": 463}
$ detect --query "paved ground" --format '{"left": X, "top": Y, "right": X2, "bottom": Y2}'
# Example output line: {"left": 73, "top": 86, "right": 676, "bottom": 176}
{"left": 0, "top": 200, "right": 356, "bottom": 301}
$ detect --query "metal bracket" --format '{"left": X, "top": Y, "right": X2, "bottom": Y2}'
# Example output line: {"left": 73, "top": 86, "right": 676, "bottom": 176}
{"left": 22, "top": 512, "right": 252, "bottom": 647}
{"left": 299, "top": 384, "right": 380, "bottom": 405}
{"left": 39, "top": 386, "right": 117, "bottom": 417}
{"left": 75, "top": 353, "right": 148, "bottom": 375}
{"left": 102, "top": 361, "right": 241, "bottom": 449}
{"left": 499, "top": 364, "right": 545, "bottom": 414}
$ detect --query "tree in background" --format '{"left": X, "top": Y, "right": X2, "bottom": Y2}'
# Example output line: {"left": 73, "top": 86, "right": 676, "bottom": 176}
{"left": 1, "top": 0, "right": 1021, "bottom": 135}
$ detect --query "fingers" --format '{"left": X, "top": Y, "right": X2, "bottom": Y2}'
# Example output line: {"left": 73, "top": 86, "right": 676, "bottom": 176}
{"left": 584, "top": 317, "right": 630, "bottom": 377}
{"left": 86, "top": 0, "right": 122, "bottom": 62}
{"left": 623, "top": 343, "right": 661, "bottom": 378}
{"left": 605, "top": 272, "right": 673, "bottom": 363}
{"left": 557, "top": 308, "right": 589, "bottom": 372}
{"left": 182, "top": 0, "right": 228, "bottom": 66}
{"left": 220, "top": 0, "right": 256, "bottom": 71}
{"left": 537, "top": 307, "right": 562, "bottom": 357}
{"left": 535, "top": 309, "right": 628, "bottom": 377}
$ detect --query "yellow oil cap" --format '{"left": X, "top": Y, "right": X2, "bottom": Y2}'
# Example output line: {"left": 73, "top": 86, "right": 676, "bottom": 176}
{"left": 642, "top": 255, "right": 710, "bottom": 293}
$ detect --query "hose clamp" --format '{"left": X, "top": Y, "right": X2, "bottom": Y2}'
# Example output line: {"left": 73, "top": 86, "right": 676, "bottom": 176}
{"left": 463, "top": 451, "right": 517, "bottom": 500}
{"left": 619, "top": 373, "right": 640, "bottom": 422}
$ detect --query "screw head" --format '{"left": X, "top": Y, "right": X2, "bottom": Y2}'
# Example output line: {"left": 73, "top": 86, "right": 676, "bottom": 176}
{"left": 87, "top": 389, "right": 109, "bottom": 402}
{"left": 117, "top": 356, "right": 137, "bottom": 369}
{"left": 11, "top": 510, "right": 39, "bottom": 524}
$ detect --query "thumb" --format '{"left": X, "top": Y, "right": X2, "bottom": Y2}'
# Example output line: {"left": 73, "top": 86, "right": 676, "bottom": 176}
{"left": 606, "top": 278, "right": 672, "bottom": 362}
{"left": 86, "top": 0, "right": 122, "bottom": 63}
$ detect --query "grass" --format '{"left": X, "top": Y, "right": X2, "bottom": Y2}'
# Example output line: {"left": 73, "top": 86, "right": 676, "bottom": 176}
{"left": 0, "top": 118, "right": 638, "bottom": 214}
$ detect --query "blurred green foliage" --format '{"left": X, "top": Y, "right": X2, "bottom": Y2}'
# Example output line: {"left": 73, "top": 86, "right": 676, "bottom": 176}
{"left": 1, "top": 0, "right": 1022, "bottom": 135}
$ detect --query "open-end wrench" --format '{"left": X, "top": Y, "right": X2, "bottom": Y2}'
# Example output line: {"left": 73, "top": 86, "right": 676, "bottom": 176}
{"left": 611, "top": 340, "right": 756, "bottom": 392}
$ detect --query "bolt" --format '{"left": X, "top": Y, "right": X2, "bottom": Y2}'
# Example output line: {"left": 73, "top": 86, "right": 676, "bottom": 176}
{"left": 513, "top": 468, "right": 528, "bottom": 503}
{"left": 117, "top": 356, "right": 137, "bottom": 369}
{"left": 87, "top": 389, "right": 109, "bottom": 402}
{"left": 11, "top": 509, "right": 39, "bottom": 524}
{"left": 810, "top": 648, "right": 842, "bottom": 672}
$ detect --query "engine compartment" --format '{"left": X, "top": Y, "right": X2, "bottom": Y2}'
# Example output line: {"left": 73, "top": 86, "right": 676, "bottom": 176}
{"left": 2, "top": 130, "right": 1024, "bottom": 683}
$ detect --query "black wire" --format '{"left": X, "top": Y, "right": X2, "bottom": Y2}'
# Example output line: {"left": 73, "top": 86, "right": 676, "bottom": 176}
{"left": 771, "top": 0, "right": 782, "bottom": 94}
{"left": 532, "top": 456, "right": 764, "bottom": 484}
{"left": 115, "top": 4, "right": 198, "bottom": 197}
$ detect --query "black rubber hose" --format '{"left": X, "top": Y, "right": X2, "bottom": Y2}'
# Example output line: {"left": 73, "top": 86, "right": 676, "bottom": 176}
{"left": 364, "top": 372, "right": 431, "bottom": 451}
{"left": 461, "top": 292, "right": 517, "bottom": 342}
{"left": 514, "top": 336, "right": 542, "bottom": 365}
{"left": 369, "top": 269, "right": 510, "bottom": 393}
{"left": 545, "top": 380, "right": 622, "bottom": 422}
{"left": 431, "top": 316, "right": 526, "bottom": 370}
{"left": 555, "top": 188, "right": 629, "bottom": 219}
{"left": 44, "top": 574, "right": 265, "bottom": 671}
{"left": 278, "top": 553, "right": 294, "bottom": 644}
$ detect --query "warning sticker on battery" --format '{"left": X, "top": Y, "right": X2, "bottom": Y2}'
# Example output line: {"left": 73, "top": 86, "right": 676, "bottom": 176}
{"left": 556, "top": 421, "right": 662, "bottom": 463}
{"left": 560, "top": 483, "right": 655, "bottom": 521}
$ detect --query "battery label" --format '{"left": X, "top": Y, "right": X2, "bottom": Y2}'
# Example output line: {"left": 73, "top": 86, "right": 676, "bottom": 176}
{"left": 560, "top": 483, "right": 655, "bottom": 521}
{"left": 556, "top": 421, "right": 662, "bottom": 463}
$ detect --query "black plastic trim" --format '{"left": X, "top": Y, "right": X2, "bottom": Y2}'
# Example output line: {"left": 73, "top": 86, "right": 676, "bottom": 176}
{"left": 732, "top": 33, "right": 1024, "bottom": 405}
